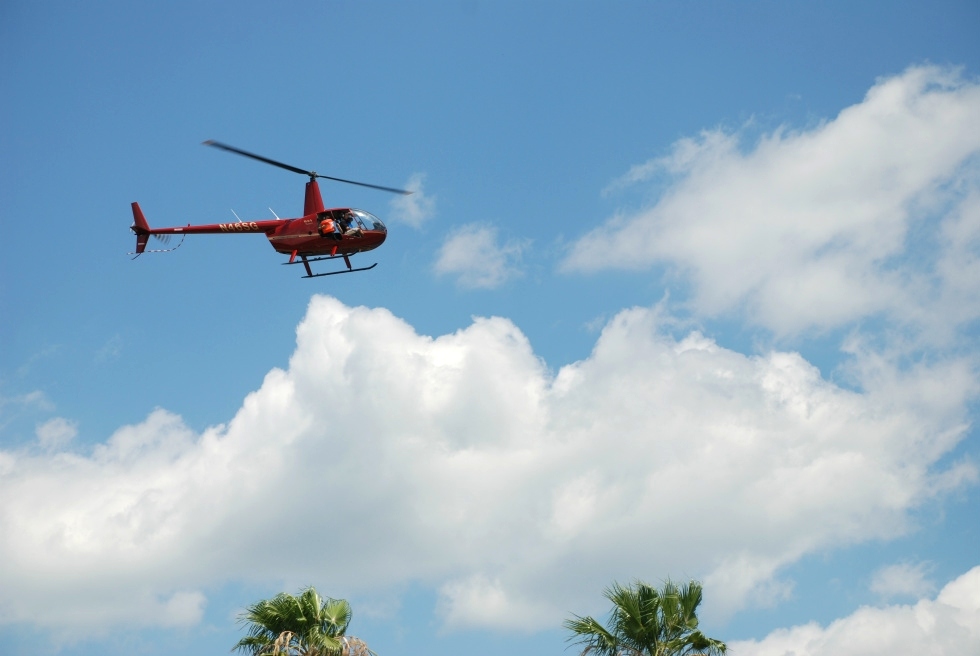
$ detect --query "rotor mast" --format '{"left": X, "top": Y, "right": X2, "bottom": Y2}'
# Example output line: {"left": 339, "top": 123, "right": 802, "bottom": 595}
{"left": 304, "top": 175, "right": 325, "bottom": 215}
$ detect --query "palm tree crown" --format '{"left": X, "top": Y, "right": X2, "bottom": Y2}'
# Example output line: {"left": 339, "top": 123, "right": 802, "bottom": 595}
{"left": 564, "top": 579, "right": 726, "bottom": 656}
{"left": 233, "top": 586, "right": 373, "bottom": 656}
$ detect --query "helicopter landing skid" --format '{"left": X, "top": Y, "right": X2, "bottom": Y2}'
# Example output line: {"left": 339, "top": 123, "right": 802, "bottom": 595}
{"left": 283, "top": 252, "right": 378, "bottom": 278}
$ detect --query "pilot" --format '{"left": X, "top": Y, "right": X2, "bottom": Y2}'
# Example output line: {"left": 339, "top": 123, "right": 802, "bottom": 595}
{"left": 340, "top": 211, "right": 362, "bottom": 237}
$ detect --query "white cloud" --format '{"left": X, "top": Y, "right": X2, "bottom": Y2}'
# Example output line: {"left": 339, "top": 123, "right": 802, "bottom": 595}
{"left": 563, "top": 65, "right": 980, "bottom": 341}
{"left": 160, "top": 591, "right": 207, "bottom": 627}
{"left": 0, "top": 390, "right": 55, "bottom": 436}
{"left": 35, "top": 417, "right": 78, "bottom": 451}
{"left": 0, "top": 297, "right": 975, "bottom": 634}
{"left": 731, "top": 565, "right": 980, "bottom": 656}
{"left": 434, "top": 223, "right": 529, "bottom": 288}
{"left": 388, "top": 172, "right": 436, "bottom": 228}
{"left": 869, "top": 561, "right": 936, "bottom": 600}
{"left": 0, "top": 390, "right": 53, "bottom": 416}
{"left": 95, "top": 334, "right": 123, "bottom": 363}
{"left": 437, "top": 574, "right": 553, "bottom": 631}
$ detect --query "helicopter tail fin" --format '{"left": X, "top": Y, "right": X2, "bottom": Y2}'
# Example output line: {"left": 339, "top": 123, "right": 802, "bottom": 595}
{"left": 131, "top": 202, "right": 150, "bottom": 254}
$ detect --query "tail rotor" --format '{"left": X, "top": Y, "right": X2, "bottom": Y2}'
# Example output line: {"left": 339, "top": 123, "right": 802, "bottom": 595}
{"left": 129, "top": 202, "right": 184, "bottom": 258}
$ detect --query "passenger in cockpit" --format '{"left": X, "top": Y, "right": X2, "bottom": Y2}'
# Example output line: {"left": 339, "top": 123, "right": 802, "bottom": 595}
{"left": 318, "top": 215, "right": 341, "bottom": 240}
{"left": 339, "top": 210, "right": 362, "bottom": 238}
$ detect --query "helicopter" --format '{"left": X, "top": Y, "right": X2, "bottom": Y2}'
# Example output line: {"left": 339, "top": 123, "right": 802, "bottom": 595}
{"left": 130, "top": 141, "right": 412, "bottom": 277}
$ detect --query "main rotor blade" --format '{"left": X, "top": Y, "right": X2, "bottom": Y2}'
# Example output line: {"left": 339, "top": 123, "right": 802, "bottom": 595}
{"left": 203, "top": 140, "right": 312, "bottom": 177}
{"left": 203, "top": 140, "right": 413, "bottom": 195}
{"left": 314, "top": 174, "right": 413, "bottom": 195}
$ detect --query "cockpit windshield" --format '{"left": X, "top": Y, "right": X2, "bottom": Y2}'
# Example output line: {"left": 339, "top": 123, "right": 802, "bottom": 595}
{"left": 350, "top": 209, "right": 386, "bottom": 232}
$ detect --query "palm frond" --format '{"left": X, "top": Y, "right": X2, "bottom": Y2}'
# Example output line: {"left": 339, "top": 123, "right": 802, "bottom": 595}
{"left": 565, "top": 579, "right": 726, "bottom": 656}
{"left": 680, "top": 631, "right": 727, "bottom": 656}
{"left": 321, "top": 599, "right": 353, "bottom": 634}
{"left": 233, "top": 587, "right": 363, "bottom": 656}
{"left": 564, "top": 614, "right": 620, "bottom": 656}
{"left": 341, "top": 635, "right": 377, "bottom": 656}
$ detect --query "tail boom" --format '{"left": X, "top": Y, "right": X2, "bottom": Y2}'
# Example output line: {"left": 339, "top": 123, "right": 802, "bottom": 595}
{"left": 129, "top": 202, "right": 286, "bottom": 256}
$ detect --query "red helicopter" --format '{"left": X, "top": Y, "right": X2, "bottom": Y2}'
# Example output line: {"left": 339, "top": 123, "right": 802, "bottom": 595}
{"left": 130, "top": 141, "right": 412, "bottom": 277}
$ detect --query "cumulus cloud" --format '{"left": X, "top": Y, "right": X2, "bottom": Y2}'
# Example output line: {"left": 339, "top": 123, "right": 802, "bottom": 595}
{"left": 563, "top": 65, "right": 980, "bottom": 340}
{"left": 437, "top": 574, "right": 554, "bottom": 631}
{"left": 0, "top": 390, "right": 55, "bottom": 436}
{"left": 0, "top": 297, "right": 975, "bottom": 634}
{"left": 434, "top": 223, "right": 529, "bottom": 288}
{"left": 388, "top": 172, "right": 436, "bottom": 228}
{"left": 869, "top": 561, "right": 936, "bottom": 600}
{"left": 35, "top": 417, "right": 78, "bottom": 451}
{"left": 731, "top": 566, "right": 980, "bottom": 656}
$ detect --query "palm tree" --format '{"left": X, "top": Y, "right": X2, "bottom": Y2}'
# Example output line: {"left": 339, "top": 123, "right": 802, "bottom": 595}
{"left": 564, "top": 579, "right": 726, "bottom": 656}
{"left": 233, "top": 586, "right": 376, "bottom": 656}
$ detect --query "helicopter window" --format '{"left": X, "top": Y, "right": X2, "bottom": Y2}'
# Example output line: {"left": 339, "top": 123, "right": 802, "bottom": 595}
{"left": 351, "top": 209, "right": 386, "bottom": 231}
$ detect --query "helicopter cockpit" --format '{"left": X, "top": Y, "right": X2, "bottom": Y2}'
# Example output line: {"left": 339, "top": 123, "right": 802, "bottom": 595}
{"left": 317, "top": 209, "right": 386, "bottom": 239}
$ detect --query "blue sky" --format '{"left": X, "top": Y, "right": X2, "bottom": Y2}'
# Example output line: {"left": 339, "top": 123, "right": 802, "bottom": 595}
{"left": 2, "top": 2, "right": 979, "bottom": 655}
